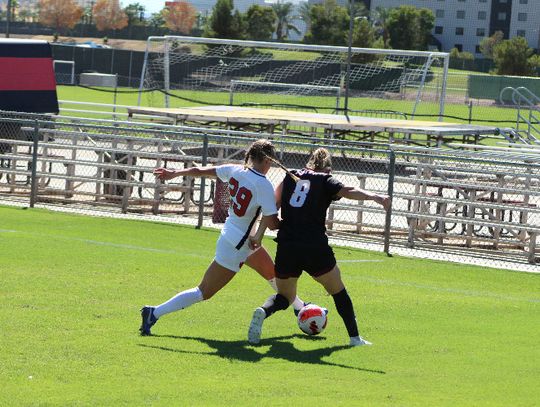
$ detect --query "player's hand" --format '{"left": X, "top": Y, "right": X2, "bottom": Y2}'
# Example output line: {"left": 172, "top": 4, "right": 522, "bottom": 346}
{"left": 378, "top": 195, "right": 391, "bottom": 211}
{"left": 248, "top": 236, "right": 262, "bottom": 250}
{"left": 153, "top": 167, "right": 177, "bottom": 181}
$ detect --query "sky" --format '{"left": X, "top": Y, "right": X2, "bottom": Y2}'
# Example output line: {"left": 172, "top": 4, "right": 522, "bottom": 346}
{"left": 130, "top": 0, "right": 165, "bottom": 16}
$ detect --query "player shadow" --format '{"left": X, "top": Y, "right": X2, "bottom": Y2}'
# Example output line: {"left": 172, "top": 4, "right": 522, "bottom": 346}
{"left": 138, "top": 334, "right": 385, "bottom": 374}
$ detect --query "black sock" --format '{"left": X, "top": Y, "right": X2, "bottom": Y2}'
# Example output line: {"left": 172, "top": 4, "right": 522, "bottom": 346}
{"left": 262, "top": 293, "right": 289, "bottom": 318}
{"left": 332, "top": 288, "right": 359, "bottom": 338}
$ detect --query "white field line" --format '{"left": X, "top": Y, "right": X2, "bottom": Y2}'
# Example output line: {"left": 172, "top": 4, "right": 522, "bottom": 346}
{"left": 1, "top": 228, "right": 209, "bottom": 258}
{"left": 2, "top": 212, "right": 538, "bottom": 304}
{"left": 1, "top": 199, "right": 539, "bottom": 274}
{"left": 352, "top": 275, "right": 540, "bottom": 304}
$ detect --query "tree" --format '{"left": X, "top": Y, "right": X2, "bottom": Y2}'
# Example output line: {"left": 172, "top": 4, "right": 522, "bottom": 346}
{"left": 204, "top": 0, "right": 245, "bottom": 40}
{"left": 297, "top": 1, "right": 312, "bottom": 34}
{"left": 164, "top": 1, "right": 197, "bottom": 34}
{"left": 148, "top": 12, "right": 165, "bottom": 29}
{"left": 479, "top": 31, "right": 504, "bottom": 59}
{"left": 38, "top": 0, "right": 83, "bottom": 35}
{"left": 386, "top": 5, "right": 434, "bottom": 50}
{"left": 304, "top": 0, "right": 349, "bottom": 46}
{"left": 246, "top": 5, "right": 276, "bottom": 41}
{"left": 492, "top": 36, "right": 540, "bottom": 76}
{"left": 271, "top": 1, "right": 300, "bottom": 42}
{"left": 371, "top": 6, "right": 390, "bottom": 47}
{"left": 93, "top": 0, "right": 128, "bottom": 32}
{"left": 124, "top": 3, "right": 145, "bottom": 25}
{"left": 351, "top": 18, "right": 384, "bottom": 62}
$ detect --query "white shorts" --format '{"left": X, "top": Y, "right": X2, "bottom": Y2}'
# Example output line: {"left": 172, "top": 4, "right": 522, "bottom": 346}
{"left": 214, "top": 234, "right": 255, "bottom": 272}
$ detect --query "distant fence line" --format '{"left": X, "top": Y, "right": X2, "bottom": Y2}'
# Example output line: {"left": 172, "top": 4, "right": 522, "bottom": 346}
{"left": 1, "top": 112, "right": 539, "bottom": 271}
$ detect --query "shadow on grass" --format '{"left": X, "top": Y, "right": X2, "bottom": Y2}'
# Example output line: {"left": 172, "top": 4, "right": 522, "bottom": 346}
{"left": 138, "top": 334, "right": 385, "bottom": 374}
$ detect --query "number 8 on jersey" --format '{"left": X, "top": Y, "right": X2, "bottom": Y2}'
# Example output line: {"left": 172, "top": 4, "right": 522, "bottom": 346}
{"left": 289, "top": 180, "right": 311, "bottom": 208}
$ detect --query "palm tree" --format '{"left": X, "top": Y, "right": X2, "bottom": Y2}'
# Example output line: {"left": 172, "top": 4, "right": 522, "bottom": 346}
{"left": 297, "top": 1, "right": 311, "bottom": 33}
{"left": 271, "top": 1, "right": 300, "bottom": 42}
{"left": 371, "top": 6, "right": 390, "bottom": 47}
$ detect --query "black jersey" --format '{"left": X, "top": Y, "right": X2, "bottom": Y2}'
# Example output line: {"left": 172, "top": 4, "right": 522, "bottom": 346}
{"left": 277, "top": 168, "right": 343, "bottom": 246}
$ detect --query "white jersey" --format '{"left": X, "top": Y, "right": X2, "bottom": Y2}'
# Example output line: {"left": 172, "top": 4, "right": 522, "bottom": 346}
{"left": 216, "top": 164, "right": 277, "bottom": 250}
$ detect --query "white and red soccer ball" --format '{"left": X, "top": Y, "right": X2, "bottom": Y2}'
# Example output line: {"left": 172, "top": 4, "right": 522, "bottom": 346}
{"left": 297, "top": 304, "right": 327, "bottom": 335}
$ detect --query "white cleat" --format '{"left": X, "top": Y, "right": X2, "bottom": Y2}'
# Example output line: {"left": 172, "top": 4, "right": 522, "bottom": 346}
{"left": 349, "top": 336, "right": 372, "bottom": 347}
{"left": 248, "top": 307, "right": 266, "bottom": 345}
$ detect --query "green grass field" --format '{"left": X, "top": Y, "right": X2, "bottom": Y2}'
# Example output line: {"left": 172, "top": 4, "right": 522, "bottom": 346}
{"left": 1, "top": 205, "right": 539, "bottom": 406}
{"left": 56, "top": 85, "right": 518, "bottom": 128}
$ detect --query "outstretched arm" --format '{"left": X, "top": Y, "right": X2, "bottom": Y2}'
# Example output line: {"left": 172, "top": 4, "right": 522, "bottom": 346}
{"left": 248, "top": 214, "right": 280, "bottom": 250}
{"left": 153, "top": 165, "right": 218, "bottom": 181}
{"left": 337, "top": 186, "right": 391, "bottom": 211}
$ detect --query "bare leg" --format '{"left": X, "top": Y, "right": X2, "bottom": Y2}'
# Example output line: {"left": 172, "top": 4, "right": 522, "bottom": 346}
{"left": 245, "top": 247, "right": 305, "bottom": 311}
{"left": 153, "top": 260, "right": 235, "bottom": 319}
{"left": 198, "top": 260, "right": 237, "bottom": 300}
{"left": 245, "top": 246, "right": 274, "bottom": 280}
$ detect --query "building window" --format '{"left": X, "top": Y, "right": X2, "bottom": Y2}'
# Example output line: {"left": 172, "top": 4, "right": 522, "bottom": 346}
{"left": 518, "top": 13, "right": 527, "bottom": 22}
{"left": 479, "top": 0, "right": 487, "bottom": 2}
{"left": 519, "top": 0, "right": 528, "bottom": 4}
{"left": 458, "top": 0, "right": 465, "bottom": 2}
{"left": 457, "top": 10, "right": 465, "bottom": 19}
{"left": 476, "top": 28, "right": 485, "bottom": 36}
{"left": 435, "top": 26, "right": 443, "bottom": 34}
{"left": 456, "top": 27, "right": 464, "bottom": 35}
{"left": 478, "top": 11, "right": 487, "bottom": 20}
{"left": 454, "top": 44, "right": 463, "bottom": 52}
{"left": 499, "top": 0, "right": 507, "bottom": 3}
{"left": 517, "top": 30, "right": 526, "bottom": 37}
{"left": 436, "top": 9, "right": 444, "bottom": 18}
{"left": 498, "top": 12, "right": 507, "bottom": 21}
{"left": 475, "top": 45, "right": 481, "bottom": 54}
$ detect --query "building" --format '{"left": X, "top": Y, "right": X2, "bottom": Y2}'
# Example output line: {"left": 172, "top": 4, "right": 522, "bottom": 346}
{"left": 369, "top": 0, "right": 540, "bottom": 54}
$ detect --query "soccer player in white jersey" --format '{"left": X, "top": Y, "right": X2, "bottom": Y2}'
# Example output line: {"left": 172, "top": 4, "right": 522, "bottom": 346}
{"left": 140, "top": 139, "right": 305, "bottom": 336}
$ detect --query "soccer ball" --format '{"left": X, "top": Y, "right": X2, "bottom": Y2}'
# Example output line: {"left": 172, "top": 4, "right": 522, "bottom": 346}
{"left": 297, "top": 304, "right": 327, "bottom": 336}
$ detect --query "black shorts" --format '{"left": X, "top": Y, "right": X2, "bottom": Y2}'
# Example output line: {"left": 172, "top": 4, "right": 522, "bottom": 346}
{"left": 275, "top": 243, "right": 336, "bottom": 279}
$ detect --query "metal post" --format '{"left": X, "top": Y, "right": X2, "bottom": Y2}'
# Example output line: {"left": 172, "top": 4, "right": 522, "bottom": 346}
{"left": 196, "top": 135, "right": 209, "bottom": 229}
{"left": 344, "top": 0, "right": 354, "bottom": 114}
{"left": 5, "top": 0, "right": 12, "bottom": 38}
{"left": 29, "top": 121, "right": 40, "bottom": 208}
{"left": 383, "top": 150, "right": 395, "bottom": 255}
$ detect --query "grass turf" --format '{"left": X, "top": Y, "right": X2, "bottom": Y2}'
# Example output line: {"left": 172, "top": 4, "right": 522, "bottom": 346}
{"left": 56, "top": 85, "right": 517, "bottom": 128}
{"left": 1, "top": 205, "right": 538, "bottom": 406}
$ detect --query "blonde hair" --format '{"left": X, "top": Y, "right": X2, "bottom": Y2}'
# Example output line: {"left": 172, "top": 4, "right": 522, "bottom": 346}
{"left": 244, "top": 139, "right": 276, "bottom": 167}
{"left": 306, "top": 148, "right": 332, "bottom": 172}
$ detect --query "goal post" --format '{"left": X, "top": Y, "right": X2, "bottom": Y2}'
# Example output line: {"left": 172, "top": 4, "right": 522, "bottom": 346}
{"left": 138, "top": 35, "right": 450, "bottom": 118}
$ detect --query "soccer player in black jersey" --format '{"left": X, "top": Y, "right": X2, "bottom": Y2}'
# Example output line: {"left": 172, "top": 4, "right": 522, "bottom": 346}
{"left": 247, "top": 148, "right": 390, "bottom": 346}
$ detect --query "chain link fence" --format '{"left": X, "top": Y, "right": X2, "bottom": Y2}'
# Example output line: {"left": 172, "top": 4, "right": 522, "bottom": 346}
{"left": 1, "top": 112, "right": 539, "bottom": 271}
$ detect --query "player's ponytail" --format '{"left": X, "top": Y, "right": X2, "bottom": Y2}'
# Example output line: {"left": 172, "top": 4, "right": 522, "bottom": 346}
{"left": 244, "top": 139, "right": 276, "bottom": 168}
{"left": 306, "top": 148, "right": 332, "bottom": 173}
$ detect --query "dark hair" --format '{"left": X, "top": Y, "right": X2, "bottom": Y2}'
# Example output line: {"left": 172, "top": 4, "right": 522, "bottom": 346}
{"left": 306, "top": 148, "right": 332, "bottom": 172}
{"left": 244, "top": 139, "right": 276, "bottom": 167}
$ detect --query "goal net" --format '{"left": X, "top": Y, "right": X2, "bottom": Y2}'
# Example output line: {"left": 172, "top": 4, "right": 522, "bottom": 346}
{"left": 139, "top": 36, "right": 449, "bottom": 117}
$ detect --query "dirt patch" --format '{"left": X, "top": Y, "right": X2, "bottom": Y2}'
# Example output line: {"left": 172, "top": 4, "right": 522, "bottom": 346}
{"left": 9, "top": 34, "right": 149, "bottom": 52}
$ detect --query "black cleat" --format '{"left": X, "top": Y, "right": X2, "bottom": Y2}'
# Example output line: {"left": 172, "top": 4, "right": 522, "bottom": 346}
{"left": 139, "top": 306, "right": 158, "bottom": 336}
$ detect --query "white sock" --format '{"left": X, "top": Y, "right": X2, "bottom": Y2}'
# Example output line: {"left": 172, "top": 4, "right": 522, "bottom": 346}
{"left": 267, "top": 278, "right": 304, "bottom": 312}
{"left": 267, "top": 278, "right": 278, "bottom": 291}
{"left": 292, "top": 297, "right": 305, "bottom": 312}
{"left": 153, "top": 287, "right": 203, "bottom": 319}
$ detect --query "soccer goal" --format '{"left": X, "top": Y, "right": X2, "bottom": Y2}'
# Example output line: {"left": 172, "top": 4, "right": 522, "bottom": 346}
{"left": 138, "top": 36, "right": 450, "bottom": 118}
{"left": 53, "top": 60, "right": 75, "bottom": 85}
